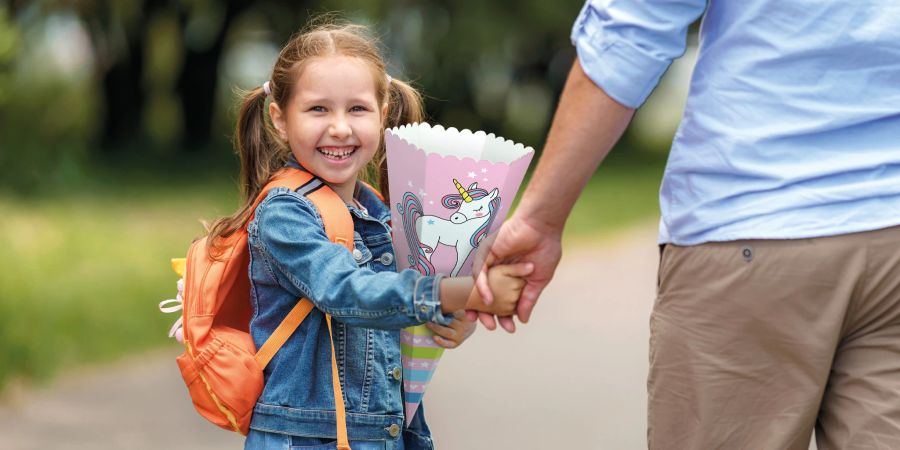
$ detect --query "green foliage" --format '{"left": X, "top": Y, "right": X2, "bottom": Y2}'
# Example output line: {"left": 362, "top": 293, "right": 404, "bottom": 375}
{"left": 0, "top": 8, "right": 99, "bottom": 194}
{"left": 0, "top": 8, "right": 18, "bottom": 76}
{"left": 0, "top": 168, "right": 240, "bottom": 389}
{"left": 562, "top": 155, "right": 665, "bottom": 244}
{"left": 0, "top": 77, "right": 98, "bottom": 194}
{"left": 504, "top": 148, "right": 666, "bottom": 245}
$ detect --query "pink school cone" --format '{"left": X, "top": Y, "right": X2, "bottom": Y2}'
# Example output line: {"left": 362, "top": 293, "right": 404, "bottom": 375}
{"left": 386, "top": 123, "right": 534, "bottom": 425}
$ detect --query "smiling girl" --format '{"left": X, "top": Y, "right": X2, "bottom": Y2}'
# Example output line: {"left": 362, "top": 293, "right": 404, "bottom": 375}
{"left": 204, "top": 21, "right": 531, "bottom": 450}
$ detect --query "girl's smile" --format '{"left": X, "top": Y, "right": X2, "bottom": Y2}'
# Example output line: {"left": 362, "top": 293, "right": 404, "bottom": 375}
{"left": 270, "top": 55, "right": 387, "bottom": 203}
{"left": 317, "top": 145, "right": 358, "bottom": 162}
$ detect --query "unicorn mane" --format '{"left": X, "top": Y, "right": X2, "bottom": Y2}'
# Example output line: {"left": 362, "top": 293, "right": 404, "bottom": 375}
{"left": 441, "top": 188, "right": 501, "bottom": 247}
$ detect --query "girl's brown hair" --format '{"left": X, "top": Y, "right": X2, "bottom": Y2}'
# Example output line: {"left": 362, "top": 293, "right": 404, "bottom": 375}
{"left": 205, "top": 20, "right": 424, "bottom": 254}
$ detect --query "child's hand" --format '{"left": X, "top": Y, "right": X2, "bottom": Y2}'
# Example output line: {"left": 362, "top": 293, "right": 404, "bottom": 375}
{"left": 466, "top": 262, "right": 533, "bottom": 316}
{"left": 426, "top": 311, "right": 476, "bottom": 349}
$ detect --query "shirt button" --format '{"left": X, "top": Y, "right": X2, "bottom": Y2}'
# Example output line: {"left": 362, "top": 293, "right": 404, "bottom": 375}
{"left": 419, "top": 305, "right": 429, "bottom": 314}
{"left": 391, "top": 366, "right": 402, "bottom": 381}
{"left": 379, "top": 253, "right": 394, "bottom": 265}
{"left": 388, "top": 423, "right": 400, "bottom": 437}
{"left": 352, "top": 249, "right": 363, "bottom": 262}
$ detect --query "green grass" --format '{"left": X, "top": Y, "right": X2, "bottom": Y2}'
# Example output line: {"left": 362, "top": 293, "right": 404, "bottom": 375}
{"left": 507, "top": 155, "right": 666, "bottom": 246}
{"left": 0, "top": 173, "right": 240, "bottom": 390}
{"left": 0, "top": 156, "right": 664, "bottom": 391}
{"left": 562, "top": 158, "right": 664, "bottom": 245}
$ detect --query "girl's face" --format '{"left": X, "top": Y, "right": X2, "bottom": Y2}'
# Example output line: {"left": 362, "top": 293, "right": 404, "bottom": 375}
{"left": 271, "top": 55, "right": 386, "bottom": 198}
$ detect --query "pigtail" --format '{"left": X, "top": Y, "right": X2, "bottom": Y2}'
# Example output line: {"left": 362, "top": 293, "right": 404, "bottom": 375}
{"left": 369, "top": 79, "right": 426, "bottom": 205}
{"left": 385, "top": 79, "right": 425, "bottom": 129}
{"left": 235, "top": 86, "right": 287, "bottom": 201}
{"left": 205, "top": 86, "right": 287, "bottom": 256}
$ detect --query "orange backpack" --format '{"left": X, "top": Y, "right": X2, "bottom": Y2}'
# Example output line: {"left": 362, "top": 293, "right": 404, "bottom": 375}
{"left": 163, "top": 168, "right": 356, "bottom": 449}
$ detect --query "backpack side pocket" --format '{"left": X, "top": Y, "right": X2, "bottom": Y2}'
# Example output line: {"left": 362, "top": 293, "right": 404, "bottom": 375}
{"left": 176, "top": 334, "right": 263, "bottom": 435}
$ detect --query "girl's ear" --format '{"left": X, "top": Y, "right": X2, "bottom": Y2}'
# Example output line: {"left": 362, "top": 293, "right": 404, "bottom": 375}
{"left": 269, "top": 101, "right": 288, "bottom": 141}
{"left": 382, "top": 103, "right": 389, "bottom": 123}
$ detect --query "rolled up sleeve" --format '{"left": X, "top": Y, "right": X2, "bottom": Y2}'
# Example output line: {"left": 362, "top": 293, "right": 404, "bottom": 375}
{"left": 410, "top": 273, "right": 450, "bottom": 325}
{"left": 571, "top": 0, "right": 707, "bottom": 108}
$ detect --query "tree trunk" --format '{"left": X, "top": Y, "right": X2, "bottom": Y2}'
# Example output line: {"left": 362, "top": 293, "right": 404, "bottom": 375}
{"left": 175, "top": 0, "right": 248, "bottom": 152}
{"left": 96, "top": 0, "right": 169, "bottom": 152}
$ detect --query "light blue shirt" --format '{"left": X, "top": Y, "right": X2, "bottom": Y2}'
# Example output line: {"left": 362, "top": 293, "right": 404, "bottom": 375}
{"left": 572, "top": 0, "right": 900, "bottom": 245}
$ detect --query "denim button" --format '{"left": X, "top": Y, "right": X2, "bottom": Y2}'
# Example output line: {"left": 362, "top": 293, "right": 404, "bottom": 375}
{"left": 419, "top": 305, "right": 428, "bottom": 314}
{"left": 379, "top": 253, "right": 394, "bottom": 265}
{"left": 391, "top": 366, "right": 402, "bottom": 381}
{"left": 388, "top": 423, "right": 400, "bottom": 437}
{"left": 353, "top": 249, "right": 364, "bottom": 262}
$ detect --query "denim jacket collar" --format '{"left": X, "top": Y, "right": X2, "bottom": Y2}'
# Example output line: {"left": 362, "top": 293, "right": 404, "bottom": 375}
{"left": 351, "top": 184, "right": 391, "bottom": 224}
{"left": 283, "top": 158, "right": 391, "bottom": 224}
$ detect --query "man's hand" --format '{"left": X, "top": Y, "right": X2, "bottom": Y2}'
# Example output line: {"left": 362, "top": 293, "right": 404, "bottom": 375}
{"left": 470, "top": 214, "right": 562, "bottom": 331}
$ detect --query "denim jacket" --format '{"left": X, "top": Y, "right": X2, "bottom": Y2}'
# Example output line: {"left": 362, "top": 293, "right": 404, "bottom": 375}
{"left": 246, "top": 163, "right": 452, "bottom": 448}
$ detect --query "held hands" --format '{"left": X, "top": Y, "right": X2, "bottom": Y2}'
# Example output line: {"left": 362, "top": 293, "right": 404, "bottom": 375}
{"left": 428, "top": 263, "right": 530, "bottom": 349}
{"left": 465, "top": 262, "right": 533, "bottom": 316}
{"left": 426, "top": 310, "right": 476, "bottom": 349}
{"left": 471, "top": 214, "right": 563, "bottom": 332}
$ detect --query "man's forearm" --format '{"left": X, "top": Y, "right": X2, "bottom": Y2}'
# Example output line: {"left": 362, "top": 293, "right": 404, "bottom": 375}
{"left": 517, "top": 59, "right": 635, "bottom": 231}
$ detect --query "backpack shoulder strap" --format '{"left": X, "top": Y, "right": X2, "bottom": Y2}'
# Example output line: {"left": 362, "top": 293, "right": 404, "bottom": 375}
{"left": 306, "top": 183, "right": 354, "bottom": 250}
{"left": 358, "top": 180, "right": 385, "bottom": 202}
{"left": 252, "top": 167, "right": 354, "bottom": 450}
{"left": 253, "top": 168, "right": 354, "bottom": 369}
{"left": 259, "top": 168, "right": 354, "bottom": 250}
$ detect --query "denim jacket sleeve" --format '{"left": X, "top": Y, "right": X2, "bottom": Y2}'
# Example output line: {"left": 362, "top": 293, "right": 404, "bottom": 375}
{"left": 250, "top": 189, "right": 454, "bottom": 329}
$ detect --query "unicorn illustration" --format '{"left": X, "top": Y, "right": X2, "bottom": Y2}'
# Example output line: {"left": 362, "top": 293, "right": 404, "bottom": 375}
{"left": 397, "top": 179, "right": 501, "bottom": 276}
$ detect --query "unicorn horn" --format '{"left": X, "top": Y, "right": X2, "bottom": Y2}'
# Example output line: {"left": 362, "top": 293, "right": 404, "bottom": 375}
{"left": 453, "top": 179, "right": 473, "bottom": 203}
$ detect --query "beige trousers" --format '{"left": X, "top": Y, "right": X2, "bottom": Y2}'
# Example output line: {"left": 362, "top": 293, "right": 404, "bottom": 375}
{"left": 649, "top": 225, "right": 900, "bottom": 450}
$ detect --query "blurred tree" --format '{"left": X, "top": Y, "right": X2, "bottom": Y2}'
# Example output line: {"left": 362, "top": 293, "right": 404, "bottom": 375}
{"left": 79, "top": 0, "right": 161, "bottom": 152}
{"left": 175, "top": 0, "right": 250, "bottom": 150}
{"left": 0, "top": 0, "right": 683, "bottom": 192}
{"left": 383, "top": 0, "right": 584, "bottom": 146}
{"left": 0, "top": 2, "right": 99, "bottom": 193}
{"left": 76, "top": 0, "right": 258, "bottom": 152}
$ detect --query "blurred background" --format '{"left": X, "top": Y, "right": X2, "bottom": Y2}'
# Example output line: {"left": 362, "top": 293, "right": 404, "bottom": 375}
{"left": 0, "top": 0, "right": 697, "bottom": 447}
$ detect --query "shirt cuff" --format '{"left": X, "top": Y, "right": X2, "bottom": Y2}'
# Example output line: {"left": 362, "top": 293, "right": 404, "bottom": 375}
{"left": 570, "top": 2, "right": 673, "bottom": 108}
{"left": 411, "top": 274, "right": 453, "bottom": 326}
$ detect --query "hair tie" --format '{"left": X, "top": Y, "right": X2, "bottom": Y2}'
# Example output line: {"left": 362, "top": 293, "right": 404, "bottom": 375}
{"left": 386, "top": 74, "right": 392, "bottom": 85}
{"left": 263, "top": 81, "right": 272, "bottom": 96}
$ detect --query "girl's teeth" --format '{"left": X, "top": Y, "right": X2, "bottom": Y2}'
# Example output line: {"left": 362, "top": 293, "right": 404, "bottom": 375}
{"left": 319, "top": 147, "right": 355, "bottom": 159}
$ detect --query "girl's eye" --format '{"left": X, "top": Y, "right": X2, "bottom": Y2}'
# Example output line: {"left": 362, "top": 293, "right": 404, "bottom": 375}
{"left": 350, "top": 105, "right": 368, "bottom": 112}
{"left": 309, "top": 106, "right": 326, "bottom": 113}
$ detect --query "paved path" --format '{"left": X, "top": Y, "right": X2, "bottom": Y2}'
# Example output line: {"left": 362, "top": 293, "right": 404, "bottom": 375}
{"left": 426, "top": 226, "right": 659, "bottom": 449}
{"left": 1, "top": 224, "right": 811, "bottom": 449}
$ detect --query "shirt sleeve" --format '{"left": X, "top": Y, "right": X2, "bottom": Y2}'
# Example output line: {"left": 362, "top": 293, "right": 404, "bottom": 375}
{"left": 253, "top": 192, "right": 453, "bottom": 329}
{"left": 570, "top": 0, "right": 708, "bottom": 108}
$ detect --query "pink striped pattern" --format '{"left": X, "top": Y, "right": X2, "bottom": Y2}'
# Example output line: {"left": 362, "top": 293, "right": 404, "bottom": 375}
{"left": 400, "top": 332, "right": 442, "bottom": 348}
{"left": 403, "top": 381, "right": 428, "bottom": 393}
{"left": 402, "top": 358, "right": 439, "bottom": 371}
